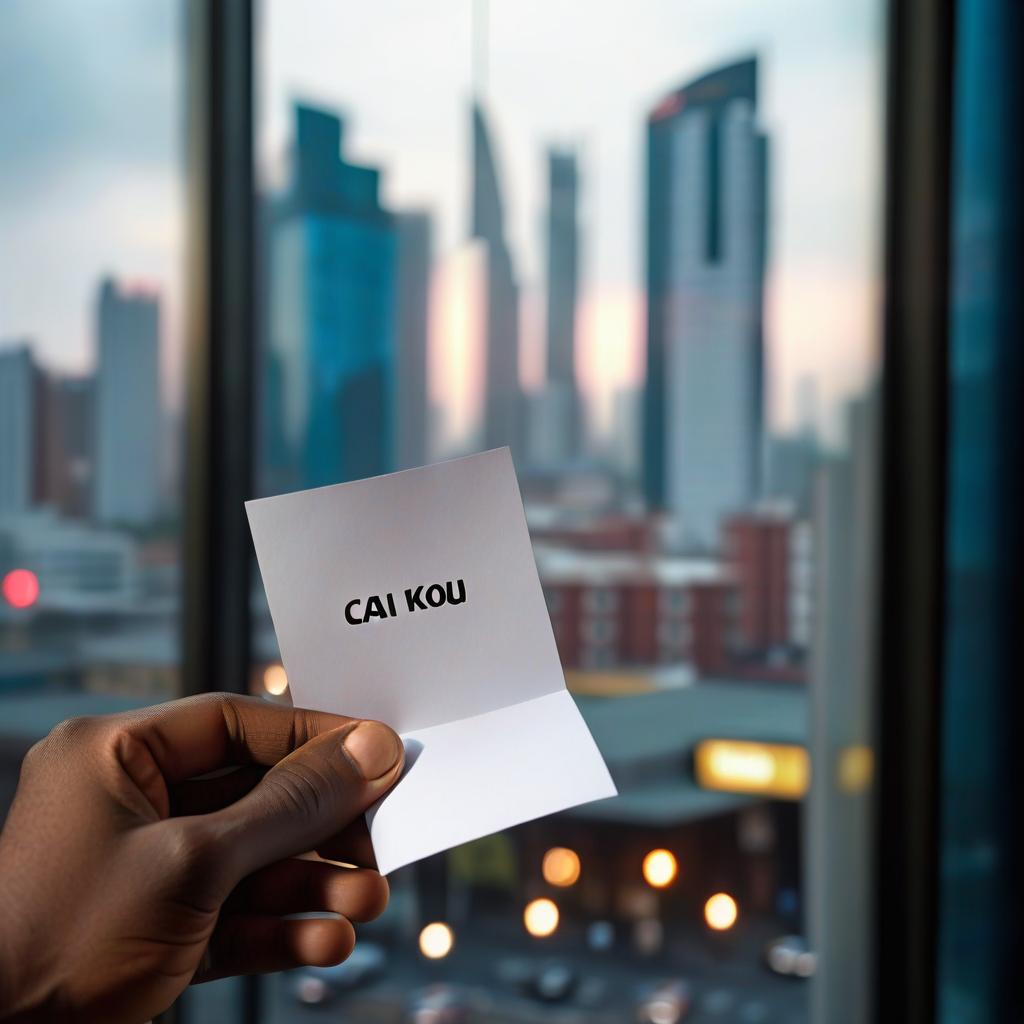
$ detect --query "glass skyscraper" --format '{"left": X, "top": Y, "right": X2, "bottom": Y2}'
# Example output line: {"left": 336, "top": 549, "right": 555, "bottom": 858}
{"left": 264, "top": 104, "right": 397, "bottom": 492}
{"left": 643, "top": 58, "right": 768, "bottom": 551}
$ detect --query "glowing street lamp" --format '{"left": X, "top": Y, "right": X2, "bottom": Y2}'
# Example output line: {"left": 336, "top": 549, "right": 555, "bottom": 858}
{"left": 704, "top": 892, "right": 738, "bottom": 931}
{"left": 524, "top": 898, "right": 559, "bottom": 937}
{"left": 642, "top": 849, "right": 678, "bottom": 889}
{"left": 418, "top": 922, "right": 454, "bottom": 959}
{"left": 542, "top": 847, "right": 581, "bottom": 887}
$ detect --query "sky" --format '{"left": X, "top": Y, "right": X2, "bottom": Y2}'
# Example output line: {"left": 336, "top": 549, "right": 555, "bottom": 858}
{"left": 0, "top": 0, "right": 886, "bottom": 444}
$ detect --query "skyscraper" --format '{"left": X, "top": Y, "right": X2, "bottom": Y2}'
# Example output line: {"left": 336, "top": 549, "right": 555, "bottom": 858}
{"left": 395, "top": 211, "right": 432, "bottom": 470}
{"left": 94, "top": 279, "right": 161, "bottom": 525}
{"left": 40, "top": 374, "right": 94, "bottom": 519}
{"left": 0, "top": 343, "right": 38, "bottom": 516}
{"left": 471, "top": 102, "right": 521, "bottom": 458}
{"left": 265, "top": 104, "right": 397, "bottom": 491}
{"left": 542, "top": 148, "right": 581, "bottom": 462}
{"left": 642, "top": 58, "right": 768, "bottom": 551}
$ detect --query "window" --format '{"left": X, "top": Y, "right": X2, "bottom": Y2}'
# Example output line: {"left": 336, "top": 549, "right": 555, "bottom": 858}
{"left": 251, "top": 1, "right": 886, "bottom": 1021}
{"left": 0, "top": 0, "right": 187, "bottom": 774}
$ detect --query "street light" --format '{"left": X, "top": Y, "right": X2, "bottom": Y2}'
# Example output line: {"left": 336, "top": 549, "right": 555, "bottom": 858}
{"left": 642, "top": 849, "right": 678, "bottom": 889}
{"left": 704, "top": 892, "right": 738, "bottom": 931}
{"left": 542, "top": 846, "right": 581, "bottom": 887}
{"left": 524, "top": 898, "right": 559, "bottom": 937}
{"left": 418, "top": 922, "right": 454, "bottom": 959}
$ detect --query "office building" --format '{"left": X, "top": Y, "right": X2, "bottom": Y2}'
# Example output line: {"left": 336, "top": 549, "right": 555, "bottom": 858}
{"left": 94, "top": 278, "right": 161, "bottom": 526}
{"left": 471, "top": 102, "right": 521, "bottom": 458}
{"left": 265, "top": 104, "right": 397, "bottom": 490}
{"left": 642, "top": 58, "right": 768, "bottom": 550}
{"left": 39, "top": 374, "right": 94, "bottom": 519}
{"left": 395, "top": 211, "right": 432, "bottom": 470}
{"left": 0, "top": 344, "right": 38, "bottom": 516}
{"left": 541, "top": 148, "right": 580, "bottom": 463}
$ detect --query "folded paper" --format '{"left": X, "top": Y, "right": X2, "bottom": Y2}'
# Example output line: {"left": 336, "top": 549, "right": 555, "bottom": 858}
{"left": 246, "top": 447, "right": 616, "bottom": 874}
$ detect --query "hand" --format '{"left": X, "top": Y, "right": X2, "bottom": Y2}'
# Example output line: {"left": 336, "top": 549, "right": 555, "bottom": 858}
{"left": 0, "top": 693, "right": 404, "bottom": 1023}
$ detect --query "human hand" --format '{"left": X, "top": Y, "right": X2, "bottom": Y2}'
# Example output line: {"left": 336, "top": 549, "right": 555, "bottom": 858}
{"left": 0, "top": 693, "right": 404, "bottom": 1023}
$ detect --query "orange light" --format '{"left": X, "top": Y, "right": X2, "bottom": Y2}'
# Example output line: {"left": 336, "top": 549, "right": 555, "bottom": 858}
{"left": 694, "top": 739, "right": 809, "bottom": 799}
{"left": 542, "top": 847, "right": 581, "bottom": 887}
{"left": 523, "top": 898, "right": 559, "bottom": 937}
{"left": 418, "top": 922, "right": 454, "bottom": 959}
{"left": 642, "top": 849, "right": 678, "bottom": 889}
{"left": 704, "top": 892, "right": 738, "bottom": 931}
{"left": 263, "top": 664, "right": 288, "bottom": 696}
{"left": 2, "top": 569, "right": 39, "bottom": 609}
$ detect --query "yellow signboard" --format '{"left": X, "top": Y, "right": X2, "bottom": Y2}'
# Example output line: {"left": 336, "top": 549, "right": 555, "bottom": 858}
{"left": 694, "top": 739, "right": 809, "bottom": 799}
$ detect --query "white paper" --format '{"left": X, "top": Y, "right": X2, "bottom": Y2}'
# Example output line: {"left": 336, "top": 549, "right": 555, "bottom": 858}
{"left": 246, "top": 448, "right": 616, "bottom": 874}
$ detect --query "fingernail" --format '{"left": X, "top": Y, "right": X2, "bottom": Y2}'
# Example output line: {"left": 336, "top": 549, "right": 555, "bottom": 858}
{"left": 344, "top": 721, "right": 402, "bottom": 781}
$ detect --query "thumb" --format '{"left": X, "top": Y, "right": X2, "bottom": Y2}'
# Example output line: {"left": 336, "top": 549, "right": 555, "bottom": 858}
{"left": 212, "top": 720, "right": 403, "bottom": 882}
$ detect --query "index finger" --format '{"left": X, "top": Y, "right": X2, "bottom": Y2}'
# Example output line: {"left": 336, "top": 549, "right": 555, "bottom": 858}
{"left": 110, "top": 693, "right": 354, "bottom": 783}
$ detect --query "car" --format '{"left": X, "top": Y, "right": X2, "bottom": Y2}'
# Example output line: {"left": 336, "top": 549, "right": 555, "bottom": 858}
{"left": 406, "top": 983, "right": 474, "bottom": 1024}
{"left": 289, "top": 940, "right": 387, "bottom": 1006}
{"left": 635, "top": 979, "right": 692, "bottom": 1024}
{"left": 763, "top": 935, "right": 817, "bottom": 979}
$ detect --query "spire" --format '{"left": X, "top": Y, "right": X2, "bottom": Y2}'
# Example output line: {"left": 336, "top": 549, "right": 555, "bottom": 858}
{"left": 472, "top": 0, "right": 488, "bottom": 101}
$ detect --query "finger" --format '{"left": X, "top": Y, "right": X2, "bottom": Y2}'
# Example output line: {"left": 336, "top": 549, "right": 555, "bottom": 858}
{"left": 170, "top": 765, "right": 266, "bottom": 817}
{"left": 317, "top": 816, "right": 377, "bottom": 869}
{"left": 225, "top": 859, "right": 388, "bottom": 922}
{"left": 194, "top": 914, "right": 355, "bottom": 983}
{"left": 209, "top": 720, "right": 403, "bottom": 882}
{"left": 109, "top": 693, "right": 355, "bottom": 782}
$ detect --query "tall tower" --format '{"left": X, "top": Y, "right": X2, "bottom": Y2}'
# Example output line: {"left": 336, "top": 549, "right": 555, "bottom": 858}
{"left": 471, "top": 103, "right": 521, "bottom": 457}
{"left": 0, "top": 343, "right": 38, "bottom": 516}
{"left": 94, "top": 279, "right": 161, "bottom": 525}
{"left": 395, "top": 211, "right": 432, "bottom": 470}
{"left": 264, "top": 104, "right": 397, "bottom": 491}
{"left": 543, "top": 148, "right": 580, "bottom": 459}
{"left": 642, "top": 58, "right": 768, "bottom": 550}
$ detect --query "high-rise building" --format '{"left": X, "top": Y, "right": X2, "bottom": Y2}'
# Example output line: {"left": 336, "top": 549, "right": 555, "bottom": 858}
{"left": 395, "top": 211, "right": 432, "bottom": 470}
{"left": 471, "top": 102, "right": 521, "bottom": 458}
{"left": 542, "top": 148, "right": 580, "bottom": 462}
{"left": 94, "top": 280, "right": 161, "bottom": 525}
{"left": 264, "top": 104, "right": 397, "bottom": 491}
{"left": 0, "top": 343, "right": 39, "bottom": 516}
{"left": 642, "top": 58, "right": 768, "bottom": 550}
{"left": 39, "top": 374, "right": 94, "bottom": 519}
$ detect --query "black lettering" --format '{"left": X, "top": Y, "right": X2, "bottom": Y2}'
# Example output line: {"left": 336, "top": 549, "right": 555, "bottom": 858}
{"left": 364, "top": 595, "right": 387, "bottom": 621}
{"left": 345, "top": 598, "right": 362, "bottom": 625}
{"left": 387, "top": 592, "right": 397, "bottom": 617}
{"left": 426, "top": 583, "right": 446, "bottom": 608}
{"left": 406, "top": 586, "right": 426, "bottom": 611}
{"left": 445, "top": 579, "right": 466, "bottom": 606}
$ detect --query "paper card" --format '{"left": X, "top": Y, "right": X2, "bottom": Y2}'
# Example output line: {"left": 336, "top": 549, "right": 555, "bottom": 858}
{"left": 245, "top": 447, "right": 616, "bottom": 874}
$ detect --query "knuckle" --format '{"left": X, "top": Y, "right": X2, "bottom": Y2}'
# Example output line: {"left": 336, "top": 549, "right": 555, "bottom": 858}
{"left": 263, "top": 763, "right": 332, "bottom": 822}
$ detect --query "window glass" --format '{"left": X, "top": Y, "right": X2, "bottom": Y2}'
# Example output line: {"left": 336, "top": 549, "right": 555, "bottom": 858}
{"left": 254, "top": 1, "right": 886, "bottom": 1021}
{"left": 0, "top": 1, "right": 186, "bottom": 796}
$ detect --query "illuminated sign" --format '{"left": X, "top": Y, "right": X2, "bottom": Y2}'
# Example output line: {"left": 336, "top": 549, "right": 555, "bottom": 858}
{"left": 694, "top": 739, "right": 809, "bottom": 799}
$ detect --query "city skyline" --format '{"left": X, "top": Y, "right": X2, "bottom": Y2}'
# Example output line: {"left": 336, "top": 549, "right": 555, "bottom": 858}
{"left": 1, "top": 0, "right": 884, "bottom": 448}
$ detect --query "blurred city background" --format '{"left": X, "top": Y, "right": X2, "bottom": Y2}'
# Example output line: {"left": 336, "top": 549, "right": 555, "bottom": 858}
{"left": 2, "top": 0, "right": 1017, "bottom": 1022}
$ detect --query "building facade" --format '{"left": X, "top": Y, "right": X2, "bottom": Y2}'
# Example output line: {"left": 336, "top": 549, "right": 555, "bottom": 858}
{"left": 94, "top": 279, "right": 161, "bottom": 525}
{"left": 642, "top": 58, "right": 768, "bottom": 551}
{"left": 471, "top": 103, "right": 522, "bottom": 459}
{"left": 264, "top": 104, "right": 397, "bottom": 491}
{"left": 394, "top": 211, "right": 432, "bottom": 470}
{"left": 0, "top": 344, "right": 38, "bottom": 516}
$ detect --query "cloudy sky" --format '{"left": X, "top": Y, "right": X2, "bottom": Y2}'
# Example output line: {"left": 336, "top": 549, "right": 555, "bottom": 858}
{"left": 1, "top": 0, "right": 885, "bottom": 441}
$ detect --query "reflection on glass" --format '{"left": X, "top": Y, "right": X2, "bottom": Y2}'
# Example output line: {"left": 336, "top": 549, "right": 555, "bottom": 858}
{"left": 256, "top": 0, "right": 885, "bottom": 1020}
